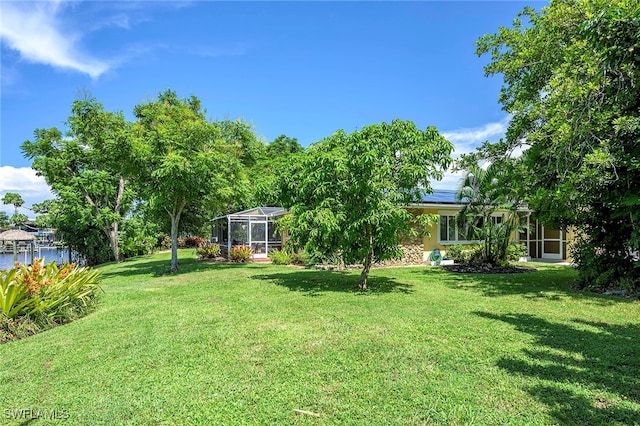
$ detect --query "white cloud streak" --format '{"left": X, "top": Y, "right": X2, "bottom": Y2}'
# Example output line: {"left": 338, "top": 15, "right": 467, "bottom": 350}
{"left": 442, "top": 116, "right": 509, "bottom": 156}
{"left": 0, "top": 167, "right": 53, "bottom": 215}
{"left": 432, "top": 117, "right": 510, "bottom": 190}
{"left": 0, "top": 1, "right": 109, "bottom": 78}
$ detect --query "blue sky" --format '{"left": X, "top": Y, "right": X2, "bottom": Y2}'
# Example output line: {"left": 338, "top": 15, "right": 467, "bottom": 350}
{"left": 0, "top": 0, "right": 543, "bottom": 215}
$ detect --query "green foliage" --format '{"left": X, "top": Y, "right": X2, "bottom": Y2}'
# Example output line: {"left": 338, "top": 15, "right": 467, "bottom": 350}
{"left": 195, "top": 243, "right": 222, "bottom": 259}
{"left": 267, "top": 249, "right": 292, "bottom": 265}
{"left": 161, "top": 235, "right": 172, "bottom": 250}
{"left": 229, "top": 245, "right": 253, "bottom": 262}
{"left": 0, "top": 259, "right": 101, "bottom": 321}
{"left": 21, "top": 96, "right": 135, "bottom": 263}
{"left": 506, "top": 242, "right": 528, "bottom": 261}
{"left": 177, "top": 235, "right": 207, "bottom": 248}
{"left": 2, "top": 192, "right": 24, "bottom": 215}
{"left": 267, "top": 134, "right": 303, "bottom": 158}
{"left": 289, "top": 250, "right": 309, "bottom": 266}
{"left": 0, "top": 211, "right": 9, "bottom": 229}
{"left": 132, "top": 90, "right": 245, "bottom": 272}
{"left": 476, "top": 0, "right": 640, "bottom": 289}
{"left": 9, "top": 213, "right": 28, "bottom": 227}
{"left": 277, "top": 120, "right": 453, "bottom": 289}
{"left": 571, "top": 236, "right": 639, "bottom": 291}
{"left": 445, "top": 244, "right": 485, "bottom": 264}
{"left": 445, "top": 245, "right": 464, "bottom": 263}
{"left": 456, "top": 163, "right": 526, "bottom": 265}
{"left": 251, "top": 134, "right": 304, "bottom": 206}
{"left": 118, "top": 217, "right": 159, "bottom": 259}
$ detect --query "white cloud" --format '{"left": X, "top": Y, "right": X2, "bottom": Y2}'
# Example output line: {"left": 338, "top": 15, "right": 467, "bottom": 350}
{"left": 431, "top": 170, "right": 465, "bottom": 191}
{"left": 0, "top": 166, "right": 53, "bottom": 215}
{"left": 0, "top": 1, "right": 109, "bottom": 78}
{"left": 432, "top": 117, "right": 510, "bottom": 190}
{"left": 442, "top": 116, "right": 510, "bottom": 156}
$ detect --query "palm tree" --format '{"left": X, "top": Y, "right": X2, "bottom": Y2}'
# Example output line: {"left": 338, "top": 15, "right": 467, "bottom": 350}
{"left": 456, "top": 163, "right": 525, "bottom": 265}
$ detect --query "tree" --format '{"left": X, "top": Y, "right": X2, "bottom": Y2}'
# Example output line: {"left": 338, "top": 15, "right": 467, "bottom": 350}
{"left": 2, "top": 192, "right": 24, "bottom": 215}
{"left": 266, "top": 134, "right": 303, "bottom": 158}
{"left": 278, "top": 120, "right": 453, "bottom": 290}
{"left": 31, "top": 200, "right": 54, "bottom": 229}
{"left": 132, "top": 90, "right": 242, "bottom": 272}
{"left": 255, "top": 134, "right": 305, "bottom": 206}
{"left": 22, "top": 97, "right": 134, "bottom": 263}
{"left": 9, "top": 213, "right": 29, "bottom": 227}
{"left": 0, "top": 211, "right": 9, "bottom": 229}
{"left": 456, "top": 163, "right": 525, "bottom": 265}
{"left": 475, "top": 0, "right": 640, "bottom": 289}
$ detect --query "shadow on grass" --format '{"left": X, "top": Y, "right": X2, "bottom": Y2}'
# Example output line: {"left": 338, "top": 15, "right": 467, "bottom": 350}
{"left": 415, "top": 266, "right": 625, "bottom": 305}
{"left": 100, "top": 256, "right": 267, "bottom": 279}
{"left": 475, "top": 311, "right": 640, "bottom": 424}
{"left": 252, "top": 269, "right": 413, "bottom": 296}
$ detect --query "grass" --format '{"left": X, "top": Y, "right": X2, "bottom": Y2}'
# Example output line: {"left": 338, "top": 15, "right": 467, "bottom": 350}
{"left": 1, "top": 250, "right": 638, "bottom": 425}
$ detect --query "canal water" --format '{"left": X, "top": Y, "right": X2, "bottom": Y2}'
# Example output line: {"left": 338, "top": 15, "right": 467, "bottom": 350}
{"left": 0, "top": 248, "right": 71, "bottom": 270}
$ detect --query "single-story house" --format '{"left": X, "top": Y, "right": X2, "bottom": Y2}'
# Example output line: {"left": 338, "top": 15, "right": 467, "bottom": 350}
{"left": 412, "top": 189, "right": 575, "bottom": 262}
{"left": 212, "top": 190, "right": 574, "bottom": 262}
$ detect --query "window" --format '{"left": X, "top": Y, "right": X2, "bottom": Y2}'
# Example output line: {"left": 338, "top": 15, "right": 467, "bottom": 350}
{"left": 439, "top": 215, "right": 468, "bottom": 243}
{"left": 439, "top": 214, "right": 504, "bottom": 243}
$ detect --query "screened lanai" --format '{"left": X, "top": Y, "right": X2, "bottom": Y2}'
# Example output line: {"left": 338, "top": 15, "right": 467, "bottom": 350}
{"left": 211, "top": 207, "right": 287, "bottom": 259}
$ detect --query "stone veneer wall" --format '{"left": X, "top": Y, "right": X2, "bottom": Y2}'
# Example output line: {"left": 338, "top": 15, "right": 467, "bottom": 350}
{"left": 375, "top": 243, "right": 425, "bottom": 267}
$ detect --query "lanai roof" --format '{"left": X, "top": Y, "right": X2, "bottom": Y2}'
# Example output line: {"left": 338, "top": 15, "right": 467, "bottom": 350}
{"left": 212, "top": 207, "right": 288, "bottom": 221}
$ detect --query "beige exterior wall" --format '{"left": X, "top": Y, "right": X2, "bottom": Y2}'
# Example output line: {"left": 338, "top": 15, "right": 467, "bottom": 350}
{"left": 278, "top": 206, "right": 575, "bottom": 263}
{"left": 409, "top": 206, "right": 575, "bottom": 262}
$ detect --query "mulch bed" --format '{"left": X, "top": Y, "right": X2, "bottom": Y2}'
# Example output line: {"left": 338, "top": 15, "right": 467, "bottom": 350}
{"left": 442, "top": 263, "right": 537, "bottom": 274}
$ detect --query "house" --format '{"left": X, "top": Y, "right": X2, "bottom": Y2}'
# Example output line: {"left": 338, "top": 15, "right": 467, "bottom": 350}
{"left": 212, "top": 190, "right": 574, "bottom": 263}
{"left": 411, "top": 189, "right": 575, "bottom": 262}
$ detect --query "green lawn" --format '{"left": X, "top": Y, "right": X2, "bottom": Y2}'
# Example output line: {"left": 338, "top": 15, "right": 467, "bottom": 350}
{"left": 1, "top": 250, "right": 638, "bottom": 425}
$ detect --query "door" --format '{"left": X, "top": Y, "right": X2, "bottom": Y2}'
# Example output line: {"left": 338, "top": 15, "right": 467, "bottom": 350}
{"left": 542, "top": 226, "right": 563, "bottom": 259}
{"left": 249, "top": 221, "right": 267, "bottom": 258}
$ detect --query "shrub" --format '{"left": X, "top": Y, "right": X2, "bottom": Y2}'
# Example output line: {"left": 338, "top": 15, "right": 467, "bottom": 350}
{"left": 268, "top": 250, "right": 292, "bottom": 265}
{"left": 229, "top": 245, "right": 253, "bottom": 262}
{"left": 0, "top": 259, "right": 102, "bottom": 320}
{"left": 445, "top": 245, "right": 465, "bottom": 262}
{"left": 196, "top": 243, "right": 222, "bottom": 259}
{"left": 571, "top": 237, "right": 639, "bottom": 291}
{"left": 0, "top": 259, "right": 102, "bottom": 342}
{"left": 178, "top": 235, "right": 207, "bottom": 248}
{"left": 444, "top": 244, "right": 484, "bottom": 264}
{"left": 290, "top": 251, "right": 309, "bottom": 266}
{"left": 161, "top": 235, "right": 172, "bottom": 250}
{"left": 119, "top": 217, "right": 160, "bottom": 258}
{"left": 506, "top": 242, "right": 528, "bottom": 261}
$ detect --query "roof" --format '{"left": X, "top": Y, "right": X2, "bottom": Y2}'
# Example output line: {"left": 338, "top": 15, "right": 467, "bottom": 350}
{"left": 212, "top": 207, "right": 288, "bottom": 221}
{"left": 0, "top": 230, "right": 37, "bottom": 241}
{"left": 419, "top": 189, "right": 461, "bottom": 204}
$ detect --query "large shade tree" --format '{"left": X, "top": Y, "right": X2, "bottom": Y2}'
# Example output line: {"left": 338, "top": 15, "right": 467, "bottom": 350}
{"left": 132, "top": 90, "right": 243, "bottom": 272}
{"left": 255, "top": 134, "right": 305, "bottom": 206}
{"left": 22, "top": 97, "right": 135, "bottom": 263}
{"left": 278, "top": 120, "right": 453, "bottom": 290}
{"left": 474, "top": 0, "right": 640, "bottom": 288}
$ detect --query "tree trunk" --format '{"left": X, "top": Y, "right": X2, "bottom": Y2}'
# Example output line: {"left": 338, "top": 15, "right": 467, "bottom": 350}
{"left": 168, "top": 198, "right": 186, "bottom": 273}
{"left": 85, "top": 176, "right": 126, "bottom": 263}
{"left": 170, "top": 213, "right": 180, "bottom": 273}
{"left": 359, "top": 248, "right": 373, "bottom": 291}
{"left": 108, "top": 222, "right": 120, "bottom": 263}
{"left": 359, "top": 224, "right": 374, "bottom": 290}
